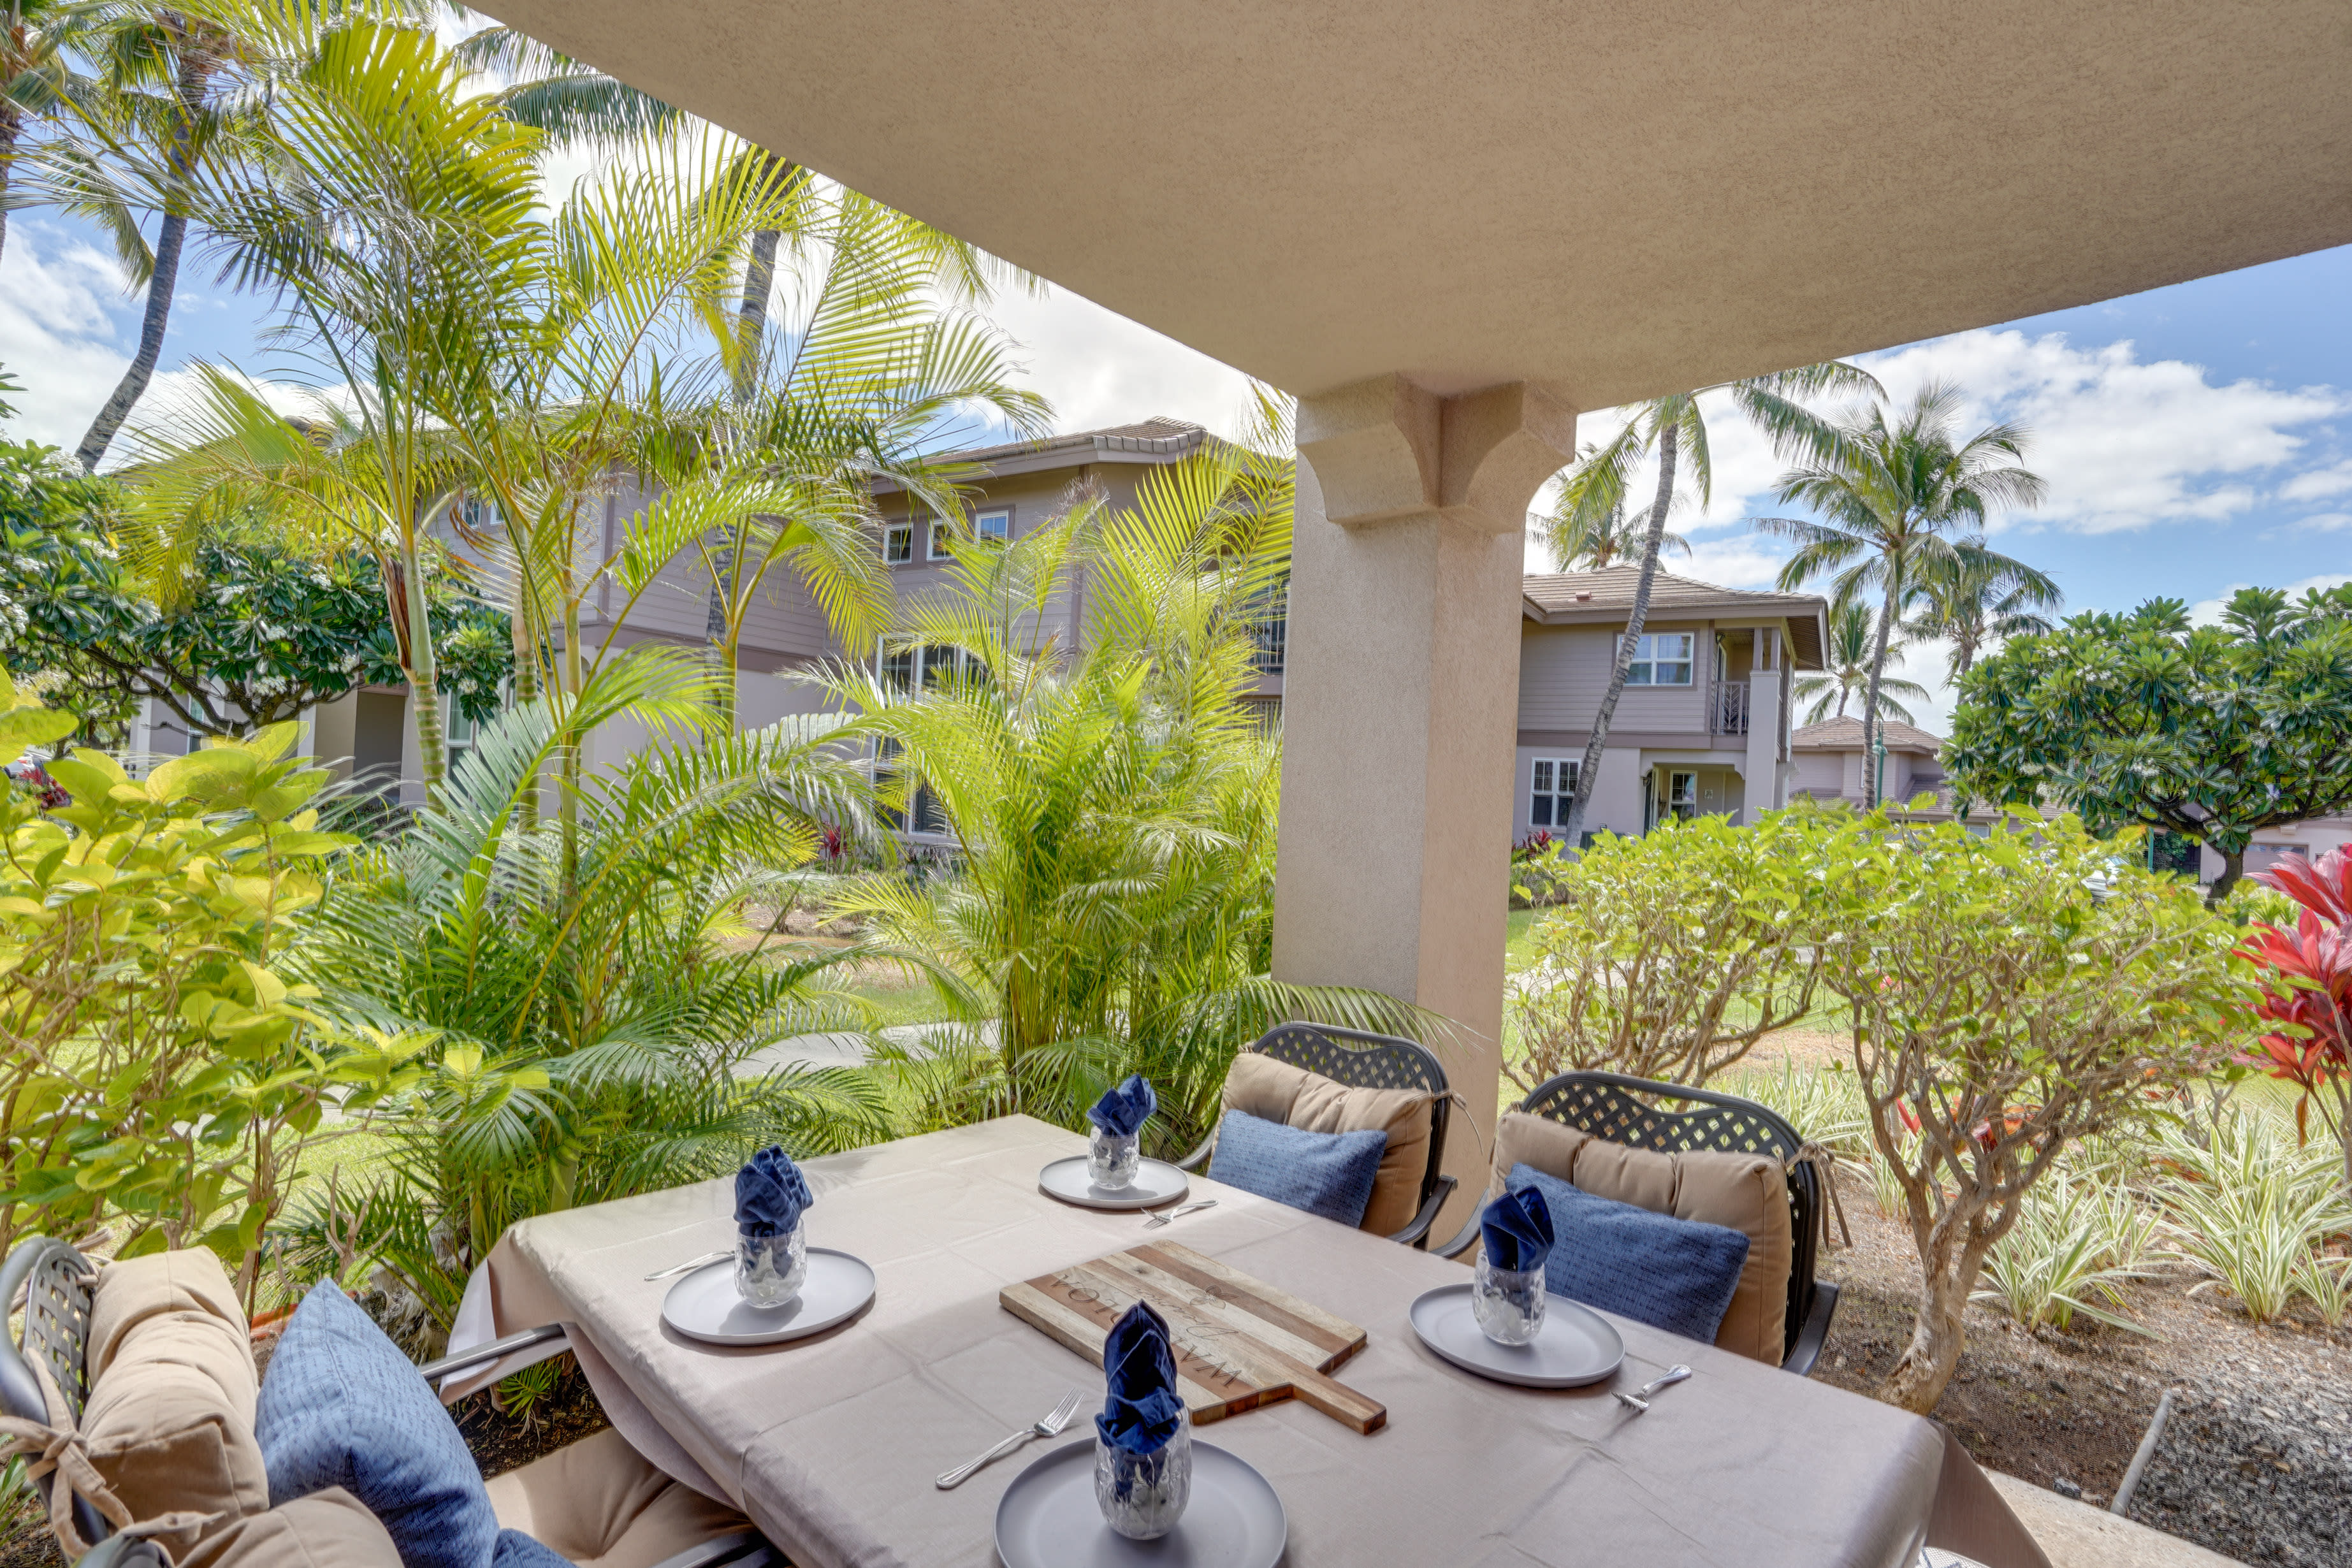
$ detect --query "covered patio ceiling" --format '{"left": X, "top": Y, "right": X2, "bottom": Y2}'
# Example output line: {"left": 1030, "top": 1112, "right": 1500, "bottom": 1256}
{"left": 480, "top": 1, "right": 2352, "bottom": 409}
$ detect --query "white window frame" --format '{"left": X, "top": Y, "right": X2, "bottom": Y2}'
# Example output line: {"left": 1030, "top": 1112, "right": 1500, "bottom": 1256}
{"left": 1528, "top": 756, "right": 1580, "bottom": 829}
{"left": 927, "top": 513, "right": 955, "bottom": 560}
{"left": 884, "top": 522, "right": 914, "bottom": 564}
{"left": 1663, "top": 769, "right": 1699, "bottom": 822}
{"left": 1626, "top": 631, "right": 1695, "bottom": 686}
{"left": 975, "top": 507, "right": 1011, "bottom": 543}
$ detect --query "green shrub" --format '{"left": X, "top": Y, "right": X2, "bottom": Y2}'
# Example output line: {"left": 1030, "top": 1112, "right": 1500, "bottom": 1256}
{"left": 1506, "top": 809, "right": 1837, "bottom": 1093}
{"left": 0, "top": 674, "right": 354, "bottom": 1303}
{"left": 1818, "top": 808, "right": 2248, "bottom": 1412}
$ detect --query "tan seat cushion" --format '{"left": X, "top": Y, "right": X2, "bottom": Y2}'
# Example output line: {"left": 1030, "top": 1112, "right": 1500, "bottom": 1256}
{"left": 486, "top": 1427, "right": 753, "bottom": 1568}
{"left": 1492, "top": 1111, "right": 1793, "bottom": 1365}
{"left": 180, "top": 1487, "right": 403, "bottom": 1567}
{"left": 1221, "top": 1050, "right": 1435, "bottom": 1236}
{"left": 80, "top": 1249, "right": 269, "bottom": 1554}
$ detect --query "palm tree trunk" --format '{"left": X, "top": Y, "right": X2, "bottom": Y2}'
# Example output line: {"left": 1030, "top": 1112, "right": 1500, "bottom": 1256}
{"left": 0, "top": 103, "right": 19, "bottom": 270}
{"left": 703, "top": 221, "right": 782, "bottom": 716}
{"left": 396, "top": 551, "right": 449, "bottom": 802}
{"left": 75, "top": 209, "right": 185, "bottom": 471}
{"left": 1562, "top": 419, "right": 1677, "bottom": 845}
{"left": 1860, "top": 566, "right": 1903, "bottom": 807}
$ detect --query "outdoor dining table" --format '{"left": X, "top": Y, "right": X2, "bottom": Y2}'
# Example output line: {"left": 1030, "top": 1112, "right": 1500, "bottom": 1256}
{"left": 447, "top": 1115, "right": 2049, "bottom": 1568}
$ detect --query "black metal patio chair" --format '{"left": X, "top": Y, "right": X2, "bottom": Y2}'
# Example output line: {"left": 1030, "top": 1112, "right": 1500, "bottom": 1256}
{"left": 1178, "top": 1022, "right": 1458, "bottom": 1248}
{"left": 0, "top": 1239, "right": 773, "bottom": 1567}
{"left": 1437, "top": 1070, "right": 1841, "bottom": 1376}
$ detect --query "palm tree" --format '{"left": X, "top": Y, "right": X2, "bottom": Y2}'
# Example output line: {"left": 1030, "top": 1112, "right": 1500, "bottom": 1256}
{"left": 1753, "top": 382, "right": 2047, "bottom": 804}
{"left": 814, "top": 416, "right": 1433, "bottom": 1152}
{"left": 119, "top": 15, "right": 542, "bottom": 797}
{"left": 1537, "top": 469, "right": 1690, "bottom": 571}
{"left": 47, "top": 2, "right": 265, "bottom": 471}
{"left": 0, "top": 0, "right": 76, "bottom": 268}
{"left": 1902, "top": 541, "right": 2061, "bottom": 683}
{"left": 1796, "top": 597, "right": 1930, "bottom": 724}
{"left": 284, "top": 655, "right": 892, "bottom": 1331}
{"left": 1551, "top": 361, "right": 1880, "bottom": 845}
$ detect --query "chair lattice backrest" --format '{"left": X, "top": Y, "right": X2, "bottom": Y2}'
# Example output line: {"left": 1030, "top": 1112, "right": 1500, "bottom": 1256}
{"left": 1517, "top": 1071, "right": 1822, "bottom": 1365}
{"left": 3, "top": 1237, "right": 97, "bottom": 1424}
{"left": 1, "top": 1237, "right": 108, "bottom": 1550}
{"left": 1249, "top": 1024, "right": 1453, "bottom": 1216}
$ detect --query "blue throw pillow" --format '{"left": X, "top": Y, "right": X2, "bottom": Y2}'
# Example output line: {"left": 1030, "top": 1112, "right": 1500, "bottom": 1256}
{"left": 256, "top": 1281, "right": 499, "bottom": 1568}
{"left": 1507, "top": 1163, "right": 1751, "bottom": 1345}
{"left": 1209, "top": 1108, "right": 1387, "bottom": 1228}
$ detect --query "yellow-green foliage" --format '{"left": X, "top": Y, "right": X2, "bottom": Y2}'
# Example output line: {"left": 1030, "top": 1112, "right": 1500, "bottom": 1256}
{"left": 0, "top": 669, "right": 353, "bottom": 1296}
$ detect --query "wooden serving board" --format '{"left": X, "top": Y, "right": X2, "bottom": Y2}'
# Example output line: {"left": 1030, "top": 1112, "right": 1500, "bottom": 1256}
{"left": 999, "top": 1240, "right": 1385, "bottom": 1434}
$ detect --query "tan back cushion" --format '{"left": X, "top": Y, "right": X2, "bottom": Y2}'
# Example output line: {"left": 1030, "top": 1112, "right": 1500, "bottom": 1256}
{"left": 1492, "top": 1111, "right": 1793, "bottom": 1365}
{"left": 81, "top": 1249, "right": 270, "bottom": 1553}
{"left": 486, "top": 1427, "right": 751, "bottom": 1568}
{"left": 1221, "top": 1050, "right": 1434, "bottom": 1236}
{"left": 180, "top": 1487, "right": 403, "bottom": 1567}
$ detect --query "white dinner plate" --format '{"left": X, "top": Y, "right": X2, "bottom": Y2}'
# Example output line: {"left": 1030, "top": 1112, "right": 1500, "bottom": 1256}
{"left": 1407, "top": 1282, "right": 1625, "bottom": 1388}
{"left": 660, "top": 1249, "right": 876, "bottom": 1346}
{"left": 994, "top": 1439, "right": 1286, "bottom": 1568}
{"left": 1036, "top": 1156, "right": 1189, "bottom": 1212}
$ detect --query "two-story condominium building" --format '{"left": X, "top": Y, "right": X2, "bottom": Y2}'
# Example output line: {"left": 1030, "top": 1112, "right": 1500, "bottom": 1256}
{"left": 153, "top": 417, "right": 1829, "bottom": 839}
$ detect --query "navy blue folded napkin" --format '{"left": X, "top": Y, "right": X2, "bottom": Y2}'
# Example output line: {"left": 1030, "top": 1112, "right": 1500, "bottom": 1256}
{"left": 1480, "top": 1186, "right": 1555, "bottom": 1273}
{"left": 1096, "top": 1302, "right": 1185, "bottom": 1455}
{"left": 736, "top": 1145, "right": 813, "bottom": 1236}
{"left": 1087, "top": 1074, "right": 1158, "bottom": 1138}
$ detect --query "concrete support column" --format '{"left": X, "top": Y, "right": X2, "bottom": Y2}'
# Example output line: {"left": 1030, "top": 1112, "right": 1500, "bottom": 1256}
{"left": 1272, "top": 375, "right": 1576, "bottom": 1242}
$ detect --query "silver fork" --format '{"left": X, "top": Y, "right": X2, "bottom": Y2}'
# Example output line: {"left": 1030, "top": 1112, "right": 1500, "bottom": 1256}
{"left": 1143, "top": 1199, "right": 1217, "bottom": 1229}
{"left": 935, "top": 1388, "right": 1087, "bottom": 1489}
{"left": 1613, "top": 1363, "right": 1692, "bottom": 1413}
{"left": 643, "top": 1249, "right": 731, "bottom": 1282}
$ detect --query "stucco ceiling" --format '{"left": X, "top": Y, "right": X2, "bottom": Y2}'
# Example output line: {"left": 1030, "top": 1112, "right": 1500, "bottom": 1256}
{"left": 481, "top": 1, "right": 2352, "bottom": 412}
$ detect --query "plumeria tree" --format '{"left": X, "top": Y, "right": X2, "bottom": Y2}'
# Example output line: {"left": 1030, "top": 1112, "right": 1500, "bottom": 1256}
{"left": 1946, "top": 586, "right": 2352, "bottom": 899}
{"left": 1818, "top": 809, "right": 2247, "bottom": 1412}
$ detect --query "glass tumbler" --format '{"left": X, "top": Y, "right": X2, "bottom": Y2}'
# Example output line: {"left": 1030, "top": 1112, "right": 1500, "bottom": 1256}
{"left": 1087, "top": 1126, "right": 1141, "bottom": 1189}
{"left": 1094, "top": 1421, "right": 1192, "bottom": 1540}
{"left": 735, "top": 1220, "right": 808, "bottom": 1307}
{"left": 1472, "top": 1255, "right": 1547, "bottom": 1346}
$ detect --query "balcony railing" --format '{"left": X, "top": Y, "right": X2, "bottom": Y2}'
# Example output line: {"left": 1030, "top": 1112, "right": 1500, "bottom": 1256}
{"left": 1251, "top": 616, "right": 1287, "bottom": 676}
{"left": 1711, "top": 679, "right": 1750, "bottom": 736}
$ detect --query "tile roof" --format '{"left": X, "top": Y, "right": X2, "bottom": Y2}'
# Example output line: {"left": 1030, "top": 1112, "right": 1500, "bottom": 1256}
{"left": 931, "top": 416, "right": 1212, "bottom": 467}
{"left": 1790, "top": 716, "right": 1945, "bottom": 753}
{"left": 1520, "top": 566, "right": 1829, "bottom": 667}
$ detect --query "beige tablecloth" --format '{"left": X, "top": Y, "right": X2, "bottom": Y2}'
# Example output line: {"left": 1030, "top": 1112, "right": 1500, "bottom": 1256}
{"left": 452, "top": 1115, "right": 2047, "bottom": 1568}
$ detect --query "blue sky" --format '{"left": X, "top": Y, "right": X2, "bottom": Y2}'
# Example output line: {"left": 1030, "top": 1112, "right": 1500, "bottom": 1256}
{"left": 3, "top": 209, "right": 2347, "bottom": 728}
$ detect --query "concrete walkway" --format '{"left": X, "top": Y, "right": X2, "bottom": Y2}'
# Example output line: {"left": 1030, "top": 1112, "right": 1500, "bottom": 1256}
{"left": 1987, "top": 1473, "right": 2243, "bottom": 1568}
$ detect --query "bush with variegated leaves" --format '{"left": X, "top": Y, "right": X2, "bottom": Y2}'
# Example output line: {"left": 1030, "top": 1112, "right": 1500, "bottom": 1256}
{"left": 0, "top": 666, "right": 353, "bottom": 1304}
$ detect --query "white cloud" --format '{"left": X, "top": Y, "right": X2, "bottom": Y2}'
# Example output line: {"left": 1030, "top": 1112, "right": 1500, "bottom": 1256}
{"left": 0, "top": 223, "right": 135, "bottom": 451}
{"left": 2279, "top": 458, "right": 2352, "bottom": 503}
{"left": 2293, "top": 512, "right": 2352, "bottom": 533}
{"left": 989, "top": 282, "right": 1259, "bottom": 442}
{"left": 1857, "top": 330, "right": 2346, "bottom": 535}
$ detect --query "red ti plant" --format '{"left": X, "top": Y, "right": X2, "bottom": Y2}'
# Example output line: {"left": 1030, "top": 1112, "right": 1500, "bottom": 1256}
{"left": 2238, "top": 846, "right": 2352, "bottom": 1188}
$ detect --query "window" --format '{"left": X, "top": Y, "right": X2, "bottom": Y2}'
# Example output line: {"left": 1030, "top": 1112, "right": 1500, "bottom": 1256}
{"left": 975, "top": 507, "right": 1011, "bottom": 543}
{"left": 1662, "top": 769, "right": 1698, "bottom": 822}
{"left": 1626, "top": 632, "right": 1695, "bottom": 686}
{"left": 881, "top": 646, "right": 916, "bottom": 692}
{"left": 927, "top": 514, "right": 955, "bottom": 560}
{"left": 445, "top": 704, "right": 477, "bottom": 772}
{"left": 884, "top": 522, "right": 913, "bottom": 564}
{"left": 1528, "top": 757, "right": 1579, "bottom": 827}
